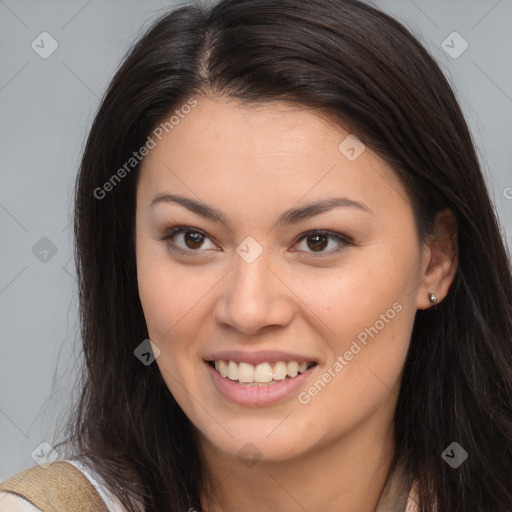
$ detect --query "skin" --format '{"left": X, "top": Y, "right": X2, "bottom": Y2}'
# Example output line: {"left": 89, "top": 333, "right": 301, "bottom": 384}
{"left": 135, "top": 95, "right": 458, "bottom": 512}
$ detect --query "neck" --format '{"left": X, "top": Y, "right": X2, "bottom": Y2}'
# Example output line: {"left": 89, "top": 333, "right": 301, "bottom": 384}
{"left": 198, "top": 412, "right": 398, "bottom": 512}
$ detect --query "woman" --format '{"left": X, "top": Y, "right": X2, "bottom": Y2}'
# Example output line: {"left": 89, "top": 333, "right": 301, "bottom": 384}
{"left": 1, "top": 0, "right": 511, "bottom": 511}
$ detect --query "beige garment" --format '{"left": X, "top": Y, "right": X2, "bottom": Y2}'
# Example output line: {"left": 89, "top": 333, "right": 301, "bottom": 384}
{"left": 0, "top": 459, "right": 422, "bottom": 511}
{"left": 0, "top": 461, "right": 109, "bottom": 511}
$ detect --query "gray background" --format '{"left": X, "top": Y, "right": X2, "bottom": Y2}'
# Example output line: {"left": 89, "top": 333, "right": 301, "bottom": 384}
{"left": 1, "top": 0, "right": 511, "bottom": 479}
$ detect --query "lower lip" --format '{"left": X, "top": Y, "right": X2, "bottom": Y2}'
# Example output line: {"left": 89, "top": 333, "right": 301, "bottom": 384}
{"left": 205, "top": 361, "right": 317, "bottom": 406}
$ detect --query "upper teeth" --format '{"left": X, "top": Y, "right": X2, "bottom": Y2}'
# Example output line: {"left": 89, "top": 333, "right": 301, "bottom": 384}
{"left": 213, "top": 360, "right": 312, "bottom": 383}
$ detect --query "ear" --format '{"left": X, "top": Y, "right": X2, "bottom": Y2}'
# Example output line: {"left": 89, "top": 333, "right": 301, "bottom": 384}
{"left": 416, "top": 208, "right": 459, "bottom": 310}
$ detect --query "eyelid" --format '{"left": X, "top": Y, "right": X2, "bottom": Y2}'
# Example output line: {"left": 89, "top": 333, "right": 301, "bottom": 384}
{"left": 160, "top": 225, "right": 219, "bottom": 256}
{"left": 292, "top": 229, "right": 352, "bottom": 257}
{"left": 160, "top": 225, "right": 352, "bottom": 257}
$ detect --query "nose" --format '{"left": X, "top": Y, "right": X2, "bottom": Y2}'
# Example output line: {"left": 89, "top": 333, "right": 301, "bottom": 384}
{"left": 212, "top": 250, "right": 295, "bottom": 336}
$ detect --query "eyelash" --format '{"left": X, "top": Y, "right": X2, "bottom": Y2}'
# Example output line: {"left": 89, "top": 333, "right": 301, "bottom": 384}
{"left": 160, "top": 225, "right": 353, "bottom": 259}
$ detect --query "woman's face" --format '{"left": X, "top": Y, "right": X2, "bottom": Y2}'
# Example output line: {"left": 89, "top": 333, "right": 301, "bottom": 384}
{"left": 135, "top": 95, "right": 430, "bottom": 463}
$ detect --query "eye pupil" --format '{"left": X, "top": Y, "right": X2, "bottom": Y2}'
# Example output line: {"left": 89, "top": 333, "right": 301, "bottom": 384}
{"left": 307, "top": 234, "right": 328, "bottom": 251}
{"left": 185, "top": 231, "right": 203, "bottom": 249}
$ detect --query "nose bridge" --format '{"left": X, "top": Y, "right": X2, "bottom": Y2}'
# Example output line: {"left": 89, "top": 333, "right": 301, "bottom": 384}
{"left": 231, "top": 234, "right": 273, "bottom": 297}
{"left": 234, "top": 247, "right": 270, "bottom": 298}
{"left": 213, "top": 242, "right": 293, "bottom": 334}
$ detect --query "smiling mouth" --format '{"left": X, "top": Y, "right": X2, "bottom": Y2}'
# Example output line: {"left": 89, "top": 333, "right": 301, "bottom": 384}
{"left": 206, "top": 359, "right": 318, "bottom": 386}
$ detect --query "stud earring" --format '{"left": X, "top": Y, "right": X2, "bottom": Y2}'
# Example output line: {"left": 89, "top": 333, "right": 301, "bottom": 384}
{"left": 428, "top": 291, "right": 438, "bottom": 305}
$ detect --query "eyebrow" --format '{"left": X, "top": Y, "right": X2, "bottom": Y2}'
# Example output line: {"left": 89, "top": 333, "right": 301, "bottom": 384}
{"left": 149, "top": 193, "right": 373, "bottom": 227}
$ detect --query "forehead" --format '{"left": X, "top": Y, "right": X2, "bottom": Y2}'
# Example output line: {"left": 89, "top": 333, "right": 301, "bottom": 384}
{"left": 154, "top": 96, "right": 348, "bottom": 161}
{"left": 137, "top": 95, "right": 410, "bottom": 219}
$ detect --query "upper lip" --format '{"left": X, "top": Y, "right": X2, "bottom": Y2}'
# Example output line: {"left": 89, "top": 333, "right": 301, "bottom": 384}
{"left": 204, "top": 350, "right": 319, "bottom": 366}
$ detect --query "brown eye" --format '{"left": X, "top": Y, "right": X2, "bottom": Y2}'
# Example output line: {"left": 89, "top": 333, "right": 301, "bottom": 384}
{"left": 161, "top": 226, "right": 218, "bottom": 255}
{"left": 306, "top": 234, "right": 329, "bottom": 252}
{"left": 294, "top": 230, "right": 352, "bottom": 257}
{"left": 183, "top": 231, "right": 205, "bottom": 250}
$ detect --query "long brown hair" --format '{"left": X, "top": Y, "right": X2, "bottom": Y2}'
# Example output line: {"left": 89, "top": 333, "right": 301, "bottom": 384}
{"left": 53, "top": 1, "right": 512, "bottom": 510}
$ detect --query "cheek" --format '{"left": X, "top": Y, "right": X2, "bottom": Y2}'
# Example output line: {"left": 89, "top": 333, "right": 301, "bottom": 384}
{"left": 136, "top": 251, "right": 200, "bottom": 392}
{"left": 295, "top": 247, "right": 417, "bottom": 403}
{"left": 137, "top": 257, "right": 178, "bottom": 339}
{"left": 136, "top": 240, "right": 207, "bottom": 341}
{"left": 301, "top": 249, "right": 416, "bottom": 338}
